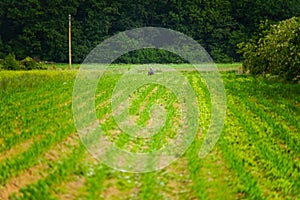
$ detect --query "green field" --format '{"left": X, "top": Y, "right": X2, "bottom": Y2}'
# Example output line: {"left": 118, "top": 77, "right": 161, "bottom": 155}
{"left": 45, "top": 63, "right": 242, "bottom": 70}
{"left": 0, "top": 66, "right": 299, "bottom": 200}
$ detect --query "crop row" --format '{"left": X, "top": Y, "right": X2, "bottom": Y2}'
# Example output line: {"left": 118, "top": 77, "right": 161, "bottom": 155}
{"left": 1, "top": 70, "right": 299, "bottom": 199}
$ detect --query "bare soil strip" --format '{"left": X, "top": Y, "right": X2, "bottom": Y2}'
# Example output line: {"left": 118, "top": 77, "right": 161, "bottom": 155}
{"left": 0, "top": 133, "right": 80, "bottom": 200}
{"left": 53, "top": 175, "right": 86, "bottom": 200}
{"left": 162, "top": 157, "right": 197, "bottom": 200}
{"left": 0, "top": 137, "right": 37, "bottom": 162}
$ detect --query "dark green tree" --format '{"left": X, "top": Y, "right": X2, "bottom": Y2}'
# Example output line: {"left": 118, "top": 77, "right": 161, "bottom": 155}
{"left": 0, "top": 0, "right": 299, "bottom": 63}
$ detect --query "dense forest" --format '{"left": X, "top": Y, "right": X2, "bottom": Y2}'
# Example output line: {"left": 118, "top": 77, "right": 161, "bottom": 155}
{"left": 0, "top": 0, "right": 299, "bottom": 63}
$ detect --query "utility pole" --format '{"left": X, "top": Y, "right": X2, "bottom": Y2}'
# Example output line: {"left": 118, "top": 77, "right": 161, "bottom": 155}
{"left": 68, "top": 14, "right": 72, "bottom": 69}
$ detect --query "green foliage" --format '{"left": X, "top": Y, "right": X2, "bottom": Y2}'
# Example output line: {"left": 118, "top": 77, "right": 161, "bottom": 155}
{"left": 114, "top": 49, "right": 186, "bottom": 64}
{"left": 0, "top": 53, "right": 22, "bottom": 70}
{"left": 1, "top": 0, "right": 299, "bottom": 63}
{"left": 20, "top": 56, "right": 47, "bottom": 70}
{"left": 0, "top": 54, "right": 47, "bottom": 70}
{"left": 210, "top": 47, "right": 234, "bottom": 63}
{"left": 239, "top": 17, "right": 300, "bottom": 82}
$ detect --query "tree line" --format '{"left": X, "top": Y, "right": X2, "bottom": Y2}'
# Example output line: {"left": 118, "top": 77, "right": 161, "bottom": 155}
{"left": 0, "top": 0, "right": 299, "bottom": 63}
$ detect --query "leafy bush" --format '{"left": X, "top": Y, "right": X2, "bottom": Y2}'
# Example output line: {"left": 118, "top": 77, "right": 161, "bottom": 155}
{"left": 0, "top": 54, "right": 47, "bottom": 70}
{"left": 20, "top": 56, "right": 39, "bottom": 70}
{"left": 20, "top": 56, "right": 47, "bottom": 70}
{"left": 0, "top": 53, "right": 23, "bottom": 70}
{"left": 238, "top": 17, "right": 300, "bottom": 82}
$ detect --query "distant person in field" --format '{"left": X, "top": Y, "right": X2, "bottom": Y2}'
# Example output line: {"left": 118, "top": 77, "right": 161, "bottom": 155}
{"left": 148, "top": 67, "right": 154, "bottom": 76}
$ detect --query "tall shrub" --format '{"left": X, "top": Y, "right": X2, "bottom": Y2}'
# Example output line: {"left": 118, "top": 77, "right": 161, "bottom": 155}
{"left": 238, "top": 17, "right": 300, "bottom": 82}
{"left": 0, "top": 53, "right": 22, "bottom": 70}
